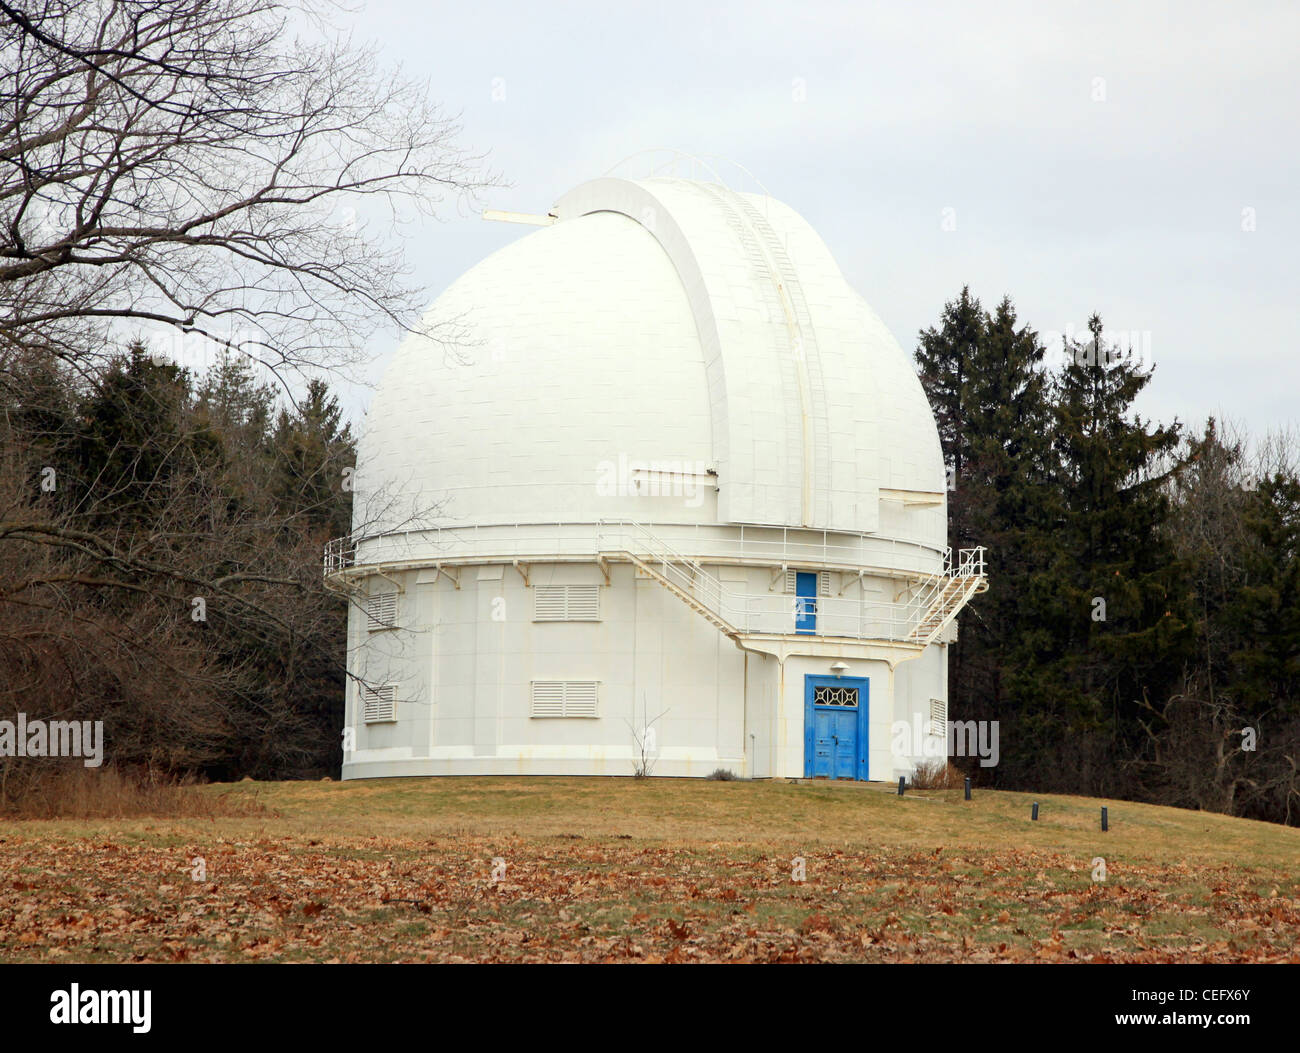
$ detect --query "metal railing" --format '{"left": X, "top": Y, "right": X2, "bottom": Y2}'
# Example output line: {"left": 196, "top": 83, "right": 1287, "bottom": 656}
{"left": 324, "top": 519, "right": 948, "bottom": 578}
{"left": 323, "top": 534, "right": 355, "bottom": 577}
{"left": 607, "top": 521, "right": 731, "bottom": 628}
{"left": 323, "top": 520, "right": 986, "bottom": 644}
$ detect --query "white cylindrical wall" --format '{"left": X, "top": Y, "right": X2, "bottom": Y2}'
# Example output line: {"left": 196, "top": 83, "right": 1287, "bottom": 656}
{"left": 344, "top": 562, "right": 753, "bottom": 779}
{"left": 343, "top": 560, "right": 950, "bottom": 781}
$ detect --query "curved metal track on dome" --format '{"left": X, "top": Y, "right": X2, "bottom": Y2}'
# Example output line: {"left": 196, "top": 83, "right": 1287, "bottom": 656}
{"left": 552, "top": 174, "right": 847, "bottom": 530}
{"left": 603, "top": 148, "right": 774, "bottom": 201}
{"left": 692, "top": 181, "right": 819, "bottom": 526}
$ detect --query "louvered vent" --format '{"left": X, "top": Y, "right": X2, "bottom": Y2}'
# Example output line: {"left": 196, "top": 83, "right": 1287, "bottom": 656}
{"left": 363, "top": 685, "right": 397, "bottom": 723}
{"left": 784, "top": 569, "right": 797, "bottom": 592}
{"left": 530, "top": 680, "right": 599, "bottom": 718}
{"left": 365, "top": 592, "right": 397, "bottom": 631}
{"left": 929, "top": 697, "right": 947, "bottom": 737}
{"left": 533, "top": 585, "right": 600, "bottom": 621}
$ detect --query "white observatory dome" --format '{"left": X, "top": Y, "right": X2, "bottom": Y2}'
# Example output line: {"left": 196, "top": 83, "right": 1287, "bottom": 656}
{"left": 331, "top": 173, "right": 984, "bottom": 783}
{"left": 354, "top": 176, "right": 945, "bottom": 550}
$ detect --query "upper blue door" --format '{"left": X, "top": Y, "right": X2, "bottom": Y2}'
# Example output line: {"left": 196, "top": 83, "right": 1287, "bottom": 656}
{"left": 795, "top": 571, "right": 817, "bottom": 634}
{"left": 803, "top": 675, "right": 869, "bottom": 780}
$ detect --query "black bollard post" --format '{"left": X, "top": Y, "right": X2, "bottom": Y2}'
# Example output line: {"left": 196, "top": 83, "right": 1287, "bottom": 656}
{"left": 1101, "top": 806, "right": 1108, "bottom": 832}
{"left": 964, "top": 777, "right": 971, "bottom": 801}
{"left": 1031, "top": 801, "right": 1039, "bottom": 821}
{"left": 897, "top": 776, "right": 906, "bottom": 796}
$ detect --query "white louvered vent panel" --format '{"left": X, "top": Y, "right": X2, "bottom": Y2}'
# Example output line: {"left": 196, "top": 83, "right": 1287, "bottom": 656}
{"left": 533, "top": 584, "right": 600, "bottom": 621}
{"left": 563, "top": 681, "right": 599, "bottom": 717}
{"left": 929, "top": 697, "right": 947, "bottom": 737}
{"left": 363, "top": 685, "right": 397, "bottom": 723}
{"left": 365, "top": 592, "right": 397, "bottom": 631}
{"left": 530, "top": 681, "right": 566, "bottom": 717}
{"left": 530, "top": 681, "right": 599, "bottom": 718}
{"left": 784, "top": 569, "right": 797, "bottom": 593}
{"left": 564, "top": 585, "right": 600, "bottom": 620}
{"left": 534, "top": 586, "right": 568, "bottom": 621}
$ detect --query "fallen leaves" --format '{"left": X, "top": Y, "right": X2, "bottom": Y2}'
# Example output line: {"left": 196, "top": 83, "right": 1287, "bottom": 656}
{"left": 0, "top": 833, "right": 1296, "bottom": 963}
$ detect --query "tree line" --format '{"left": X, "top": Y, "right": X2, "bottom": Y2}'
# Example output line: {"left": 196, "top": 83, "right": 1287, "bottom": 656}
{"left": 918, "top": 287, "right": 1300, "bottom": 825}
{"left": 1, "top": 0, "right": 490, "bottom": 805}
{"left": 0, "top": 342, "right": 355, "bottom": 795}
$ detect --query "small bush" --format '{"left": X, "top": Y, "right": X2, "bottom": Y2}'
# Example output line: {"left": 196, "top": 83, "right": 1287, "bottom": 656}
{"left": 910, "top": 759, "right": 966, "bottom": 790}
{"left": 706, "top": 768, "right": 739, "bottom": 781}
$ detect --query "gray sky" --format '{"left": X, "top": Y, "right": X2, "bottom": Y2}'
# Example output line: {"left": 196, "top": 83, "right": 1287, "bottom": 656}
{"left": 346, "top": 0, "right": 1299, "bottom": 440}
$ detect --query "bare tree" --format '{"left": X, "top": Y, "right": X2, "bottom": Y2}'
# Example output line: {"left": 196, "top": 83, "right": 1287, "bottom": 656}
{"left": 1134, "top": 421, "right": 1300, "bottom": 825}
{"left": 0, "top": 1, "right": 494, "bottom": 796}
{"left": 626, "top": 694, "right": 668, "bottom": 778}
{"left": 0, "top": 0, "right": 496, "bottom": 378}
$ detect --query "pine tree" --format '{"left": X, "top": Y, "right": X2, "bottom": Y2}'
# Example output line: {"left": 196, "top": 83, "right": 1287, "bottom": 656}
{"left": 270, "top": 379, "right": 355, "bottom": 537}
{"left": 1226, "top": 471, "right": 1300, "bottom": 718}
{"left": 955, "top": 298, "right": 1058, "bottom": 774}
{"left": 916, "top": 291, "right": 1057, "bottom": 786}
{"left": 915, "top": 285, "right": 984, "bottom": 544}
{"left": 195, "top": 350, "right": 277, "bottom": 461}
{"left": 74, "top": 341, "right": 212, "bottom": 524}
{"left": 0, "top": 347, "right": 81, "bottom": 511}
{"left": 1166, "top": 419, "right": 1255, "bottom": 701}
{"left": 1030, "top": 315, "right": 1192, "bottom": 789}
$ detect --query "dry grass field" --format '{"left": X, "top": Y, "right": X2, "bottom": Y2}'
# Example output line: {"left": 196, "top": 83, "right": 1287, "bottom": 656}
{"left": 2, "top": 776, "right": 1298, "bottom": 962}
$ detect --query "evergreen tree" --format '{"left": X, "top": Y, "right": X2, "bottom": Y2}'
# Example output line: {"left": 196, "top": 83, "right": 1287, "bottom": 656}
{"left": 915, "top": 285, "right": 984, "bottom": 544}
{"left": 1150, "top": 427, "right": 1300, "bottom": 820}
{"left": 73, "top": 341, "right": 215, "bottom": 524}
{"left": 1029, "top": 315, "right": 1191, "bottom": 791}
{"left": 1166, "top": 419, "right": 1254, "bottom": 701}
{"left": 956, "top": 299, "right": 1059, "bottom": 779}
{"left": 0, "top": 348, "right": 81, "bottom": 510}
{"left": 0, "top": 342, "right": 358, "bottom": 781}
{"left": 271, "top": 379, "right": 355, "bottom": 538}
{"left": 916, "top": 291, "right": 1056, "bottom": 786}
{"left": 914, "top": 292, "right": 1299, "bottom": 820}
{"left": 1226, "top": 471, "right": 1300, "bottom": 718}
{"left": 195, "top": 350, "right": 277, "bottom": 456}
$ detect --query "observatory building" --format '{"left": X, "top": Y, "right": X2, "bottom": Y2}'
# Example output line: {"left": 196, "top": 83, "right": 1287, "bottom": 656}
{"left": 326, "top": 168, "right": 986, "bottom": 781}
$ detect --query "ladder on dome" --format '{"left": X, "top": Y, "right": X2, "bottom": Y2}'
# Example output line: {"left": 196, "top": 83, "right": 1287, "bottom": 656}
{"left": 699, "top": 184, "right": 832, "bottom": 520}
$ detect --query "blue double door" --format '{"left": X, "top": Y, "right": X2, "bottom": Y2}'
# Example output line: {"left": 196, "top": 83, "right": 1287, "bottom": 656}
{"left": 803, "top": 674, "right": 869, "bottom": 780}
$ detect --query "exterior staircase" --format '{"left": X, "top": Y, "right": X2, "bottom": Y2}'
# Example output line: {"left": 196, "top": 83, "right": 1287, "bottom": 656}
{"left": 907, "top": 568, "right": 986, "bottom": 647}
{"left": 598, "top": 519, "right": 986, "bottom": 648}
{"left": 598, "top": 521, "right": 741, "bottom": 638}
{"left": 623, "top": 553, "right": 740, "bottom": 638}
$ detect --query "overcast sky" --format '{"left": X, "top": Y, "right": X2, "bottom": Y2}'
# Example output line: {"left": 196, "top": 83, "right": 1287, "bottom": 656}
{"left": 343, "top": 0, "right": 1298, "bottom": 440}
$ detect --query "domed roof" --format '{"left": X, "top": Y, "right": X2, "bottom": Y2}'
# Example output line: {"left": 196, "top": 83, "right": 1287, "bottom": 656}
{"left": 353, "top": 176, "right": 945, "bottom": 543}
